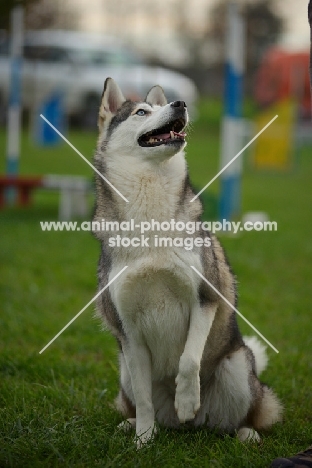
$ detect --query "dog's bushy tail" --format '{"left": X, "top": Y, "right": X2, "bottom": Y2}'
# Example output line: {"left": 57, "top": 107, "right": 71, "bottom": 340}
{"left": 243, "top": 336, "right": 268, "bottom": 376}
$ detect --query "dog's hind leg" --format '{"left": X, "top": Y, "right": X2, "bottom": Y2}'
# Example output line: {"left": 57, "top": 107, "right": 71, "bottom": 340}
{"left": 196, "top": 346, "right": 255, "bottom": 434}
{"left": 247, "top": 384, "right": 283, "bottom": 432}
{"left": 237, "top": 385, "right": 282, "bottom": 442}
{"left": 237, "top": 427, "right": 261, "bottom": 442}
{"left": 117, "top": 418, "right": 136, "bottom": 432}
{"left": 197, "top": 346, "right": 282, "bottom": 441}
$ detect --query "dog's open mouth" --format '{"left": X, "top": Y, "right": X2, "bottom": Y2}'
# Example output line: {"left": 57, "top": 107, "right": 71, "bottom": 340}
{"left": 138, "top": 118, "right": 186, "bottom": 147}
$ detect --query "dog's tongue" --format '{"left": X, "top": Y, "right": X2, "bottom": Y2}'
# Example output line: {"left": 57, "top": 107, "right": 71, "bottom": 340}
{"left": 155, "top": 131, "right": 186, "bottom": 141}
{"left": 155, "top": 132, "right": 171, "bottom": 140}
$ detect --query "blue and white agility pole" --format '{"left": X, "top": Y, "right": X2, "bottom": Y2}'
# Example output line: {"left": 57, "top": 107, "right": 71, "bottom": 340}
{"left": 6, "top": 6, "right": 24, "bottom": 180}
{"left": 219, "top": 2, "right": 245, "bottom": 223}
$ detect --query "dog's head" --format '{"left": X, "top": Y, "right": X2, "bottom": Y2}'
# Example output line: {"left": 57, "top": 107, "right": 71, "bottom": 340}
{"left": 98, "top": 78, "right": 188, "bottom": 162}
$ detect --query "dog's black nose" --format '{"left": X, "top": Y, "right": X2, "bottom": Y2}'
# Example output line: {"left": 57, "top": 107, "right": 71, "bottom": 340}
{"left": 171, "top": 100, "right": 187, "bottom": 108}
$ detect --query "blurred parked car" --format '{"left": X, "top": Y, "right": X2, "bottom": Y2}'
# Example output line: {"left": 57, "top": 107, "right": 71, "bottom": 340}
{"left": 0, "top": 30, "right": 198, "bottom": 128}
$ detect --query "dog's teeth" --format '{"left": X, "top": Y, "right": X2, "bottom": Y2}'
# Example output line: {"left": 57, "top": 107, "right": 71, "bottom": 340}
{"left": 170, "top": 131, "right": 174, "bottom": 139}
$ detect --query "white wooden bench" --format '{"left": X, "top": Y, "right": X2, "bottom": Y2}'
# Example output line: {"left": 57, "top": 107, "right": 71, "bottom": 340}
{"left": 42, "top": 175, "right": 92, "bottom": 220}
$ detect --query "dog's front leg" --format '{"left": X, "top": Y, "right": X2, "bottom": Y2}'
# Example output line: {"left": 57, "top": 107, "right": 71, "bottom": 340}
{"left": 175, "top": 303, "right": 217, "bottom": 423}
{"left": 122, "top": 340, "right": 155, "bottom": 447}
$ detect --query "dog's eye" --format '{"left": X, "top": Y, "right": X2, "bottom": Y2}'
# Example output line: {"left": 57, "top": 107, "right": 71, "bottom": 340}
{"left": 136, "top": 109, "right": 146, "bottom": 116}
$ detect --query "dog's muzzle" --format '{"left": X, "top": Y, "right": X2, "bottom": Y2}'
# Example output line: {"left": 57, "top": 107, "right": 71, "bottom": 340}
{"left": 138, "top": 104, "right": 188, "bottom": 148}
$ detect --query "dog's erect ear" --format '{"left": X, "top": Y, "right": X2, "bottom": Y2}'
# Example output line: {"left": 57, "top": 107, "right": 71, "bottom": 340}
{"left": 145, "top": 85, "right": 167, "bottom": 107}
{"left": 98, "top": 78, "right": 126, "bottom": 131}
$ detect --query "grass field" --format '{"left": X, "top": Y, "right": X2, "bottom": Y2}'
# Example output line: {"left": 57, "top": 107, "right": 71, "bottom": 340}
{"left": 1, "top": 99, "right": 312, "bottom": 467}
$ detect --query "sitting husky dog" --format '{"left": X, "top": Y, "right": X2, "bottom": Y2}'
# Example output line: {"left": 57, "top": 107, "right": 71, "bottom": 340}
{"left": 93, "top": 78, "right": 282, "bottom": 446}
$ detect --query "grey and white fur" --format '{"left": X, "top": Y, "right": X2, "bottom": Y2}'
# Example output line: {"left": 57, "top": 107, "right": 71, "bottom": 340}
{"left": 92, "top": 78, "right": 282, "bottom": 447}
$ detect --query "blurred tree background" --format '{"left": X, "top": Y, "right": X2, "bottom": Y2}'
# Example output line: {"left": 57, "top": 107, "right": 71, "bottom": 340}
{"left": 0, "top": 0, "right": 77, "bottom": 31}
{"left": 169, "top": 0, "right": 285, "bottom": 95}
{"left": 209, "top": 0, "right": 284, "bottom": 70}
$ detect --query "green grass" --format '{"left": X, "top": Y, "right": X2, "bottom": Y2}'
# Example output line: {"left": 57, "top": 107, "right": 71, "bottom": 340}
{"left": 1, "top": 100, "right": 312, "bottom": 467}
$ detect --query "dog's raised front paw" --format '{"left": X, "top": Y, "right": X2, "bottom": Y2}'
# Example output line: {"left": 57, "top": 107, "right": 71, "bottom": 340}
{"left": 174, "top": 372, "right": 200, "bottom": 423}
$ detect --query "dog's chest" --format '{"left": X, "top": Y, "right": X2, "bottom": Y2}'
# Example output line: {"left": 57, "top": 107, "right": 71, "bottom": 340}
{"left": 115, "top": 264, "right": 195, "bottom": 378}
